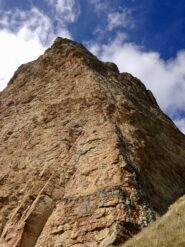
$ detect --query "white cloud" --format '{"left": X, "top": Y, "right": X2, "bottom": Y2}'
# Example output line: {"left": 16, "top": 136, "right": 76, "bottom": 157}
{"left": 0, "top": 6, "right": 71, "bottom": 91}
{"left": 108, "top": 9, "right": 133, "bottom": 30}
{"left": 0, "top": 29, "right": 44, "bottom": 90}
{"left": 89, "top": 0, "right": 107, "bottom": 13}
{"left": 174, "top": 119, "right": 185, "bottom": 134}
{"left": 89, "top": 34, "right": 185, "bottom": 133}
{"left": 47, "top": 0, "right": 80, "bottom": 23}
{"left": 0, "top": 7, "right": 71, "bottom": 44}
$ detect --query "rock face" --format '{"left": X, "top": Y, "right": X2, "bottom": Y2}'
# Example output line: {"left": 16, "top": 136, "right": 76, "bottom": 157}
{"left": 0, "top": 37, "right": 185, "bottom": 247}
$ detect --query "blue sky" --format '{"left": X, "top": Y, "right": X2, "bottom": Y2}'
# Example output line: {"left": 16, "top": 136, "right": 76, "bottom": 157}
{"left": 0, "top": 0, "right": 185, "bottom": 132}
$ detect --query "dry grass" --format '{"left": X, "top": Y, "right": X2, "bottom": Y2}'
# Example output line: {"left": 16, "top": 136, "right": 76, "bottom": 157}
{"left": 122, "top": 195, "right": 185, "bottom": 247}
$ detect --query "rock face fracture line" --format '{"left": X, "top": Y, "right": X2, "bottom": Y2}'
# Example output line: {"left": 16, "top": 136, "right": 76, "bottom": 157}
{"left": 0, "top": 173, "right": 54, "bottom": 247}
{"left": 0, "top": 130, "right": 86, "bottom": 247}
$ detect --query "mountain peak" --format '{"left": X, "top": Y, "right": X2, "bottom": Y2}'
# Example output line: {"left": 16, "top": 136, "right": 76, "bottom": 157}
{"left": 50, "top": 37, "right": 119, "bottom": 74}
{"left": 6, "top": 37, "right": 119, "bottom": 91}
{"left": 0, "top": 38, "right": 185, "bottom": 247}
{"left": 52, "top": 36, "right": 84, "bottom": 48}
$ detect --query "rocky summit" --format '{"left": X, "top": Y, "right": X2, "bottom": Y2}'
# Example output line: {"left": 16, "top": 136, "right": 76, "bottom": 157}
{"left": 0, "top": 37, "right": 185, "bottom": 247}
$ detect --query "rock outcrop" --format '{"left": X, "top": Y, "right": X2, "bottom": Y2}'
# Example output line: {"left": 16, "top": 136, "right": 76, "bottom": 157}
{"left": 0, "top": 37, "right": 185, "bottom": 247}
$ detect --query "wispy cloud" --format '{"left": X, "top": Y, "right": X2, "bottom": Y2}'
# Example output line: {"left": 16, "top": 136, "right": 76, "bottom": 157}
{"left": 47, "top": 0, "right": 80, "bottom": 23}
{"left": 89, "top": 0, "right": 108, "bottom": 13}
{"left": 107, "top": 9, "right": 134, "bottom": 30}
{"left": 0, "top": 8, "right": 54, "bottom": 44}
{"left": 89, "top": 1, "right": 134, "bottom": 37}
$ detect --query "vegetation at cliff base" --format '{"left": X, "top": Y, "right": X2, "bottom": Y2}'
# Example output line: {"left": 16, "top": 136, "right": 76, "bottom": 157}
{"left": 122, "top": 195, "right": 185, "bottom": 247}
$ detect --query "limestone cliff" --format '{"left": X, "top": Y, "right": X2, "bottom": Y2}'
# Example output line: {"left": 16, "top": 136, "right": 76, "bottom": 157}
{"left": 0, "top": 37, "right": 185, "bottom": 247}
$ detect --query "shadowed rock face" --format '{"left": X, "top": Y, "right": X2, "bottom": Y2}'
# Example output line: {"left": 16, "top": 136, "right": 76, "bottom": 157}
{"left": 0, "top": 37, "right": 185, "bottom": 247}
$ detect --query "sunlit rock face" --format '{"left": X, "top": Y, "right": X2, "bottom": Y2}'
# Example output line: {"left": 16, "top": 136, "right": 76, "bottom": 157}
{"left": 0, "top": 37, "right": 185, "bottom": 247}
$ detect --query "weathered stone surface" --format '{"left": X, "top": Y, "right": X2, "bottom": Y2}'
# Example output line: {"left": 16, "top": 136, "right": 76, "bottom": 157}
{"left": 0, "top": 37, "right": 185, "bottom": 246}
